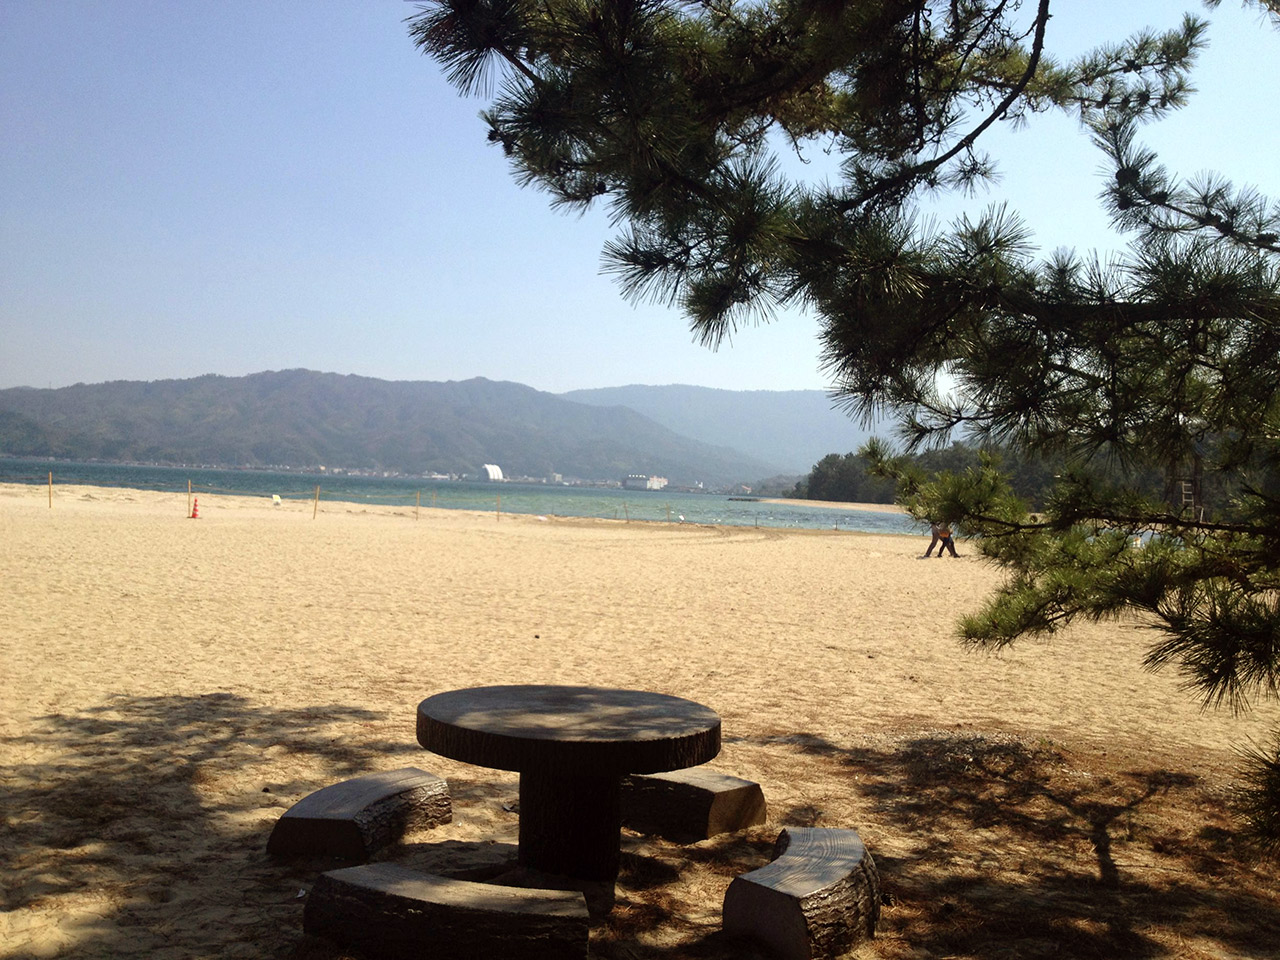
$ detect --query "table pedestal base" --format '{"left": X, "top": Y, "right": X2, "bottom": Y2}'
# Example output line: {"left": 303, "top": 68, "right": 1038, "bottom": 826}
{"left": 518, "top": 770, "right": 622, "bottom": 881}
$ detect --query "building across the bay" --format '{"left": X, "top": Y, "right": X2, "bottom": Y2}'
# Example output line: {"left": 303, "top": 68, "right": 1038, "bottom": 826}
{"left": 622, "top": 474, "right": 668, "bottom": 491}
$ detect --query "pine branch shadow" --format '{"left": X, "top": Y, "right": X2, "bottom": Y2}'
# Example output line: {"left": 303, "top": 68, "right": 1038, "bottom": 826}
{"left": 1, "top": 692, "right": 421, "bottom": 959}
{"left": 9, "top": 701, "right": 1276, "bottom": 960}
{"left": 754, "top": 729, "right": 1280, "bottom": 960}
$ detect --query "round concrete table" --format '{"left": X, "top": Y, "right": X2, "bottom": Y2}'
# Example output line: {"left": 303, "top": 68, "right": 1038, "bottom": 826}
{"left": 417, "top": 685, "right": 721, "bottom": 881}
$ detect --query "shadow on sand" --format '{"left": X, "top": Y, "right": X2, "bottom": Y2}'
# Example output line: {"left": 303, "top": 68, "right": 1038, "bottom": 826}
{"left": 750, "top": 729, "right": 1280, "bottom": 959}
{"left": 5, "top": 699, "right": 1277, "bottom": 959}
{"left": 2, "top": 692, "right": 420, "bottom": 959}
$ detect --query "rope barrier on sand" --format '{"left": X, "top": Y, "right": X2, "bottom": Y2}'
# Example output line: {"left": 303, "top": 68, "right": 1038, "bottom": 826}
{"left": 0, "top": 471, "right": 58, "bottom": 507}
{"left": 198, "top": 485, "right": 322, "bottom": 499}
{"left": 180, "top": 481, "right": 511, "bottom": 520}
{"left": 6, "top": 472, "right": 507, "bottom": 513}
{"left": 6, "top": 472, "right": 615, "bottom": 526}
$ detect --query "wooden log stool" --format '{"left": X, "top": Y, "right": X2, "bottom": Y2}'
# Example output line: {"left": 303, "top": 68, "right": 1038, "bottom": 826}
{"left": 267, "top": 767, "right": 451, "bottom": 861}
{"left": 303, "top": 862, "right": 590, "bottom": 960}
{"left": 722, "top": 826, "right": 880, "bottom": 960}
{"left": 621, "top": 768, "right": 766, "bottom": 842}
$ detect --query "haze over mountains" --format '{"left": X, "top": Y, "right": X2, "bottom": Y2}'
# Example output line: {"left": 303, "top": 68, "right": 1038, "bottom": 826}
{"left": 0, "top": 370, "right": 878, "bottom": 486}
{"left": 561, "top": 384, "right": 877, "bottom": 474}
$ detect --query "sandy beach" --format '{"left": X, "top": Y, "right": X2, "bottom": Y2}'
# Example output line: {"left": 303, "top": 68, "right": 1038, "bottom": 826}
{"left": 3, "top": 482, "right": 1277, "bottom": 959}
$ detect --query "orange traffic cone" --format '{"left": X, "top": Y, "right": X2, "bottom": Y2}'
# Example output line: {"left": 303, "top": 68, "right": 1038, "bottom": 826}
{"left": 190, "top": 497, "right": 200, "bottom": 519}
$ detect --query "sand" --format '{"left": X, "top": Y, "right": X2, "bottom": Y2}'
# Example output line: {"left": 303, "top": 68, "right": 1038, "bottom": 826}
{"left": 3, "top": 482, "right": 1278, "bottom": 959}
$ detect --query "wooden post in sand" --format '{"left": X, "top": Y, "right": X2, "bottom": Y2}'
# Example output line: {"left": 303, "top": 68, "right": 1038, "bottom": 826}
{"left": 623, "top": 502, "right": 630, "bottom": 522}
{"left": 496, "top": 495, "right": 501, "bottom": 521}
{"left": 48, "top": 472, "right": 53, "bottom": 508}
{"left": 187, "top": 480, "right": 192, "bottom": 518}
{"left": 666, "top": 504, "right": 671, "bottom": 523}
{"left": 313, "top": 485, "right": 320, "bottom": 520}
{"left": 416, "top": 491, "right": 421, "bottom": 521}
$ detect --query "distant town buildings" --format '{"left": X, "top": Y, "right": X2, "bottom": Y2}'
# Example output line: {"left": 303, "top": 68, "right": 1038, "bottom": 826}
{"left": 623, "top": 474, "right": 668, "bottom": 491}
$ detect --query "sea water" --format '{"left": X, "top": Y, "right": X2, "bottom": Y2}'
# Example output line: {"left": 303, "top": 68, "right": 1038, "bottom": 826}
{"left": 0, "top": 457, "right": 918, "bottom": 535}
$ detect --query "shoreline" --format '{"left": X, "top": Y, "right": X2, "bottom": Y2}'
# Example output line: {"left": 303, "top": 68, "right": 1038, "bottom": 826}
{"left": 0, "top": 466, "right": 913, "bottom": 532}
{"left": 762, "top": 496, "right": 908, "bottom": 514}
{"left": 0, "top": 480, "right": 918, "bottom": 535}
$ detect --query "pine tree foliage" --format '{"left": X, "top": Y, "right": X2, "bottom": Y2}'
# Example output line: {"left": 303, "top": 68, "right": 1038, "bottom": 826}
{"left": 409, "top": 0, "right": 1280, "bottom": 853}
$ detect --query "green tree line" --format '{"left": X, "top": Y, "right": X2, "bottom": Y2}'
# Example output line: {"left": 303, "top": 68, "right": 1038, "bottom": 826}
{"left": 794, "top": 442, "right": 1174, "bottom": 508}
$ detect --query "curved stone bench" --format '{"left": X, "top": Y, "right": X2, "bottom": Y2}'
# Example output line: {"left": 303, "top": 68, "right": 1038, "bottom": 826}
{"left": 267, "top": 767, "right": 451, "bottom": 861}
{"left": 621, "top": 768, "right": 766, "bottom": 842}
{"left": 722, "top": 826, "right": 880, "bottom": 959}
{"left": 303, "top": 862, "right": 590, "bottom": 960}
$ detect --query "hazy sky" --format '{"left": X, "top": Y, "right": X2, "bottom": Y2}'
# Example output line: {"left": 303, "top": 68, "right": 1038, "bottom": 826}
{"left": 2, "top": 1, "right": 1277, "bottom": 393}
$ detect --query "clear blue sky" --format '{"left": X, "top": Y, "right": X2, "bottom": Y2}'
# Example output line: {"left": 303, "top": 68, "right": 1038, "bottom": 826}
{"left": 2, "top": 1, "right": 1276, "bottom": 393}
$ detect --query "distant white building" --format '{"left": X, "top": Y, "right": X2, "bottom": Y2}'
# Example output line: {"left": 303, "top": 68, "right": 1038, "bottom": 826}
{"left": 623, "top": 474, "right": 667, "bottom": 491}
{"left": 480, "top": 464, "right": 504, "bottom": 481}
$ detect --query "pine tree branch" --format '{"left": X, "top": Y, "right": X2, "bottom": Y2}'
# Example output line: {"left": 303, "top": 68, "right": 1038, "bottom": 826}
{"left": 1119, "top": 180, "right": 1280, "bottom": 254}
{"left": 836, "top": 0, "right": 1052, "bottom": 213}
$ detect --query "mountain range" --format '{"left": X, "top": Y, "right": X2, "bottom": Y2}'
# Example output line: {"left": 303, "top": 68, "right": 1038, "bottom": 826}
{"left": 0, "top": 370, "right": 878, "bottom": 486}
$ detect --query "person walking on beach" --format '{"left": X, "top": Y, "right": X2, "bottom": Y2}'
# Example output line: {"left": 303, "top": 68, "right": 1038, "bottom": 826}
{"left": 937, "top": 521, "right": 959, "bottom": 557}
{"left": 922, "top": 521, "right": 944, "bottom": 557}
{"left": 923, "top": 520, "right": 960, "bottom": 557}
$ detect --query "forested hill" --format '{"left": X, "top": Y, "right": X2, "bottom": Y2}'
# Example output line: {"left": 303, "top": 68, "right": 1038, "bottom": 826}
{"left": 0, "top": 370, "right": 780, "bottom": 485}
{"left": 561, "top": 384, "right": 879, "bottom": 472}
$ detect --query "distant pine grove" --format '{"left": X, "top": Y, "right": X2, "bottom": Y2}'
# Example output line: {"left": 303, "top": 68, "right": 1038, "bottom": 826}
{"left": 790, "top": 442, "right": 1173, "bottom": 510}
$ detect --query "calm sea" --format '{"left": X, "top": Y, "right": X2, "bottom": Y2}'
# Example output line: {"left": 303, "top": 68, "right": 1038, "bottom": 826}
{"left": 0, "top": 457, "right": 918, "bottom": 535}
